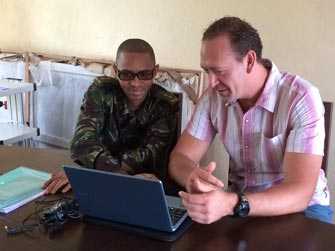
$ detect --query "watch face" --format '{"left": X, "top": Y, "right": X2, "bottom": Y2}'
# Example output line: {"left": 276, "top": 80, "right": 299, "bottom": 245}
{"left": 238, "top": 200, "right": 250, "bottom": 217}
{"left": 234, "top": 194, "right": 250, "bottom": 217}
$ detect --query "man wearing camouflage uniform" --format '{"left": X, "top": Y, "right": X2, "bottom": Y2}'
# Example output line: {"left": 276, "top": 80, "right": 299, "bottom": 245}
{"left": 44, "top": 38, "right": 179, "bottom": 194}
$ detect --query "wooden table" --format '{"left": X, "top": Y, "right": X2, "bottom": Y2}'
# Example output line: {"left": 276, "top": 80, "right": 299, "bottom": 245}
{"left": 1, "top": 146, "right": 335, "bottom": 251}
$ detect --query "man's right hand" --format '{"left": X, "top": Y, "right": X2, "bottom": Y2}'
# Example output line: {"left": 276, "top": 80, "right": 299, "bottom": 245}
{"left": 42, "top": 170, "right": 71, "bottom": 194}
{"left": 186, "top": 162, "right": 224, "bottom": 193}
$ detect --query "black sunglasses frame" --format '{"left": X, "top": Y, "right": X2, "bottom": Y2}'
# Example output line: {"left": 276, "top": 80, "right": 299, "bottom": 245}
{"left": 116, "top": 68, "right": 156, "bottom": 81}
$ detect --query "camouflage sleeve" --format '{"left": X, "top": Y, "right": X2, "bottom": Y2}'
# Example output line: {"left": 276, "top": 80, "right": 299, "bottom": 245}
{"left": 121, "top": 100, "right": 178, "bottom": 179}
{"left": 70, "top": 79, "right": 130, "bottom": 173}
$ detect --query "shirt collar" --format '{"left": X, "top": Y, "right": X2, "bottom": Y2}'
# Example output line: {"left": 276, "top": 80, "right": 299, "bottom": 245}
{"left": 255, "top": 61, "right": 282, "bottom": 113}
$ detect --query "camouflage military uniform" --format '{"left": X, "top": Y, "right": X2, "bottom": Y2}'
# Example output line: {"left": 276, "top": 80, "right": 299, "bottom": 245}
{"left": 70, "top": 76, "right": 179, "bottom": 181}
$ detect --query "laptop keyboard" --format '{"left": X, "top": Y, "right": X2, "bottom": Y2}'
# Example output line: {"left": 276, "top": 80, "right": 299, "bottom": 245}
{"left": 168, "top": 207, "right": 187, "bottom": 225}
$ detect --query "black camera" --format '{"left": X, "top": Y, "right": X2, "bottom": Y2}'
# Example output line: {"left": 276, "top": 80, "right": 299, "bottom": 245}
{"left": 39, "top": 199, "right": 80, "bottom": 233}
{"left": 4, "top": 199, "right": 81, "bottom": 235}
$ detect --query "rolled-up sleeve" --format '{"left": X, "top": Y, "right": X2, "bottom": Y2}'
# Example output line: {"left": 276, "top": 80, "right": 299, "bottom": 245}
{"left": 286, "top": 87, "right": 325, "bottom": 155}
{"left": 187, "top": 90, "right": 216, "bottom": 142}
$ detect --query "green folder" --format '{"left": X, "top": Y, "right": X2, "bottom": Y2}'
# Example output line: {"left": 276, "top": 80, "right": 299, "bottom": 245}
{"left": 0, "top": 166, "right": 51, "bottom": 213}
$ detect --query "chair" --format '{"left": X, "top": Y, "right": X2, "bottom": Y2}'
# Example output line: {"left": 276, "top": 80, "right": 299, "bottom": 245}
{"left": 164, "top": 92, "right": 184, "bottom": 195}
{"left": 322, "top": 101, "right": 333, "bottom": 175}
{"left": 175, "top": 92, "right": 183, "bottom": 138}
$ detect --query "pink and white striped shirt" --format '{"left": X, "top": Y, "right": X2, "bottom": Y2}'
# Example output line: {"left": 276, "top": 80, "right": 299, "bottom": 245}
{"left": 187, "top": 62, "right": 329, "bottom": 206}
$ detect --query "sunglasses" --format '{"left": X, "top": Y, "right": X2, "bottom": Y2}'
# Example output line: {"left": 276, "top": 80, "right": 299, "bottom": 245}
{"left": 116, "top": 68, "right": 155, "bottom": 81}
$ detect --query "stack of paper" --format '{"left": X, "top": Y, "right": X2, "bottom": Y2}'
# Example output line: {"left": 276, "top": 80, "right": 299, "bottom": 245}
{"left": 0, "top": 166, "right": 51, "bottom": 213}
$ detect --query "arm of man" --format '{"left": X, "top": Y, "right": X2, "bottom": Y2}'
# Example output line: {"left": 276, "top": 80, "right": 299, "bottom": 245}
{"left": 169, "top": 131, "right": 224, "bottom": 193}
{"left": 246, "top": 87, "right": 325, "bottom": 216}
{"left": 44, "top": 78, "right": 127, "bottom": 194}
{"left": 70, "top": 80, "right": 124, "bottom": 172}
{"left": 179, "top": 86, "right": 325, "bottom": 223}
{"left": 179, "top": 152, "right": 321, "bottom": 223}
{"left": 247, "top": 152, "right": 321, "bottom": 215}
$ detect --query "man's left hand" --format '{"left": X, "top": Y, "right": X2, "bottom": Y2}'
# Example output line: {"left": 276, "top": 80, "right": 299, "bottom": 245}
{"left": 43, "top": 170, "right": 71, "bottom": 194}
{"left": 179, "top": 190, "right": 238, "bottom": 224}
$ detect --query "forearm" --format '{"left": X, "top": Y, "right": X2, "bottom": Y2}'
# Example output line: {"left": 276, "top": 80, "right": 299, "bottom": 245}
{"left": 247, "top": 181, "right": 313, "bottom": 216}
{"left": 70, "top": 130, "right": 132, "bottom": 173}
{"left": 246, "top": 153, "right": 321, "bottom": 216}
{"left": 121, "top": 141, "right": 170, "bottom": 178}
{"left": 70, "top": 130, "right": 104, "bottom": 169}
{"left": 169, "top": 151, "right": 198, "bottom": 187}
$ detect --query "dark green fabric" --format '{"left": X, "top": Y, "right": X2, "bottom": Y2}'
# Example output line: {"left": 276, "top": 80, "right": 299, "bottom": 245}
{"left": 70, "top": 76, "right": 179, "bottom": 181}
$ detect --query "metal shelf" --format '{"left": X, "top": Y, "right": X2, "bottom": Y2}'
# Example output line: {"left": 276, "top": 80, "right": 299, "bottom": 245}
{"left": 0, "top": 79, "right": 35, "bottom": 97}
{"left": 0, "top": 79, "right": 39, "bottom": 145}
{"left": 0, "top": 123, "right": 39, "bottom": 144}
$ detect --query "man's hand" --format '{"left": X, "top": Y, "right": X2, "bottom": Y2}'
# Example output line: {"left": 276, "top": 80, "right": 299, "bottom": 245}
{"left": 43, "top": 170, "right": 71, "bottom": 194}
{"left": 186, "top": 162, "right": 224, "bottom": 193}
{"left": 179, "top": 190, "right": 238, "bottom": 224}
{"left": 134, "top": 173, "right": 159, "bottom": 180}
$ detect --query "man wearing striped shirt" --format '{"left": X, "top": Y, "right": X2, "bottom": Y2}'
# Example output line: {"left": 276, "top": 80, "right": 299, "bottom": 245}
{"left": 169, "top": 16, "right": 333, "bottom": 223}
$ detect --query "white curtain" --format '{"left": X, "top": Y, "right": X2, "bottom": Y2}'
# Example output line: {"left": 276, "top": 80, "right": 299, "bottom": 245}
{"left": 30, "top": 62, "right": 99, "bottom": 148}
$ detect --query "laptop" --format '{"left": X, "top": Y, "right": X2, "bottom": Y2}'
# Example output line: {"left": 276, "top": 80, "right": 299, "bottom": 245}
{"left": 63, "top": 165, "right": 191, "bottom": 240}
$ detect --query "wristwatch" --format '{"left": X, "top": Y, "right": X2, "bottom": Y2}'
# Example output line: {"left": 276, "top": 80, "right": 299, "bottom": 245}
{"left": 233, "top": 193, "right": 250, "bottom": 217}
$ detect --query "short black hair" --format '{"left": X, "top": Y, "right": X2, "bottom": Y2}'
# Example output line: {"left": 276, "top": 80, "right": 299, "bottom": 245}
{"left": 202, "top": 16, "right": 263, "bottom": 62}
{"left": 116, "top": 38, "right": 156, "bottom": 64}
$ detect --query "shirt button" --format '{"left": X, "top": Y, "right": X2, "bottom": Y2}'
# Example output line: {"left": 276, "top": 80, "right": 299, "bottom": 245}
{"left": 245, "top": 119, "right": 249, "bottom": 123}
{"left": 245, "top": 145, "right": 249, "bottom": 149}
